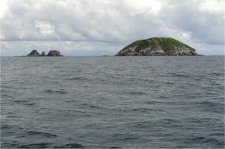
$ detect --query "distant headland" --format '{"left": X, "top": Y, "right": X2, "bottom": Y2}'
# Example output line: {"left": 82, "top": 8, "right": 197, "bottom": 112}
{"left": 115, "top": 37, "right": 199, "bottom": 56}
{"left": 27, "top": 50, "right": 63, "bottom": 57}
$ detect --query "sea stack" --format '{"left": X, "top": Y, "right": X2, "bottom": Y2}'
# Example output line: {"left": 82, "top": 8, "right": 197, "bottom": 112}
{"left": 41, "top": 51, "right": 45, "bottom": 56}
{"left": 26, "top": 50, "right": 63, "bottom": 57}
{"left": 27, "top": 50, "right": 40, "bottom": 56}
{"left": 115, "top": 37, "right": 198, "bottom": 56}
{"left": 47, "top": 50, "right": 63, "bottom": 56}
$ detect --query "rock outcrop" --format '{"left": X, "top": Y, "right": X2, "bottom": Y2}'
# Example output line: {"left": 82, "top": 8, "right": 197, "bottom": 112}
{"left": 115, "top": 37, "right": 199, "bottom": 56}
{"left": 26, "top": 50, "right": 63, "bottom": 57}
{"left": 27, "top": 50, "right": 40, "bottom": 56}
{"left": 47, "top": 50, "right": 63, "bottom": 56}
{"left": 41, "top": 51, "right": 45, "bottom": 56}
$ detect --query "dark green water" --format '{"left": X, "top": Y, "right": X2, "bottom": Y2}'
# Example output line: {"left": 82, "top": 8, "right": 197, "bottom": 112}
{"left": 1, "top": 56, "right": 224, "bottom": 148}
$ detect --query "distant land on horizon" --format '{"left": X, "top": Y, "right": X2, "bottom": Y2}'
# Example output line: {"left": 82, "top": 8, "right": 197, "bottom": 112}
{"left": 26, "top": 50, "right": 63, "bottom": 57}
{"left": 22, "top": 37, "right": 202, "bottom": 57}
{"left": 2, "top": 36, "right": 225, "bottom": 56}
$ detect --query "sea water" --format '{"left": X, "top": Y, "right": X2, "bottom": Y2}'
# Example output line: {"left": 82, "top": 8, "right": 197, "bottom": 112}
{"left": 1, "top": 56, "right": 224, "bottom": 148}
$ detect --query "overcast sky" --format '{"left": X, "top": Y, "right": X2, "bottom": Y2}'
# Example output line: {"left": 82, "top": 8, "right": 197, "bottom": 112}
{"left": 0, "top": 0, "right": 224, "bottom": 56}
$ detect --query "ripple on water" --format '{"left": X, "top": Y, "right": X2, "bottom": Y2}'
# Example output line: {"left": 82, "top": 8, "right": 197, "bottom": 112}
{"left": 1, "top": 56, "right": 224, "bottom": 148}
{"left": 130, "top": 118, "right": 183, "bottom": 130}
{"left": 13, "top": 100, "right": 35, "bottom": 106}
{"left": 26, "top": 131, "right": 58, "bottom": 138}
{"left": 78, "top": 102, "right": 104, "bottom": 110}
{"left": 1, "top": 124, "right": 12, "bottom": 130}
{"left": 44, "top": 89, "right": 68, "bottom": 94}
{"left": 128, "top": 107, "right": 164, "bottom": 113}
{"left": 55, "top": 143, "right": 84, "bottom": 148}
{"left": 19, "top": 143, "right": 53, "bottom": 148}
{"left": 65, "top": 76, "right": 89, "bottom": 81}
{"left": 183, "top": 136, "right": 224, "bottom": 148}
{"left": 1, "top": 124, "right": 23, "bottom": 132}
{"left": 3, "top": 142, "right": 84, "bottom": 148}
{"left": 1, "top": 143, "right": 20, "bottom": 148}
{"left": 194, "top": 101, "right": 224, "bottom": 113}
{"left": 168, "top": 72, "right": 191, "bottom": 78}
{"left": 112, "top": 133, "right": 140, "bottom": 142}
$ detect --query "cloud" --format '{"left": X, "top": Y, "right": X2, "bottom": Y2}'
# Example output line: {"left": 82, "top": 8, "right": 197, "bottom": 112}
{"left": 162, "top": 0, "right": 225, "bottom": 45}
{"left": 0, "top": 41, "right": 123, "bottom": 56}
{"left": 0, "top": 0, "right": 224, "bottom": 55}
{"left": 34, "top": 20, "right": 55, "bottom": 35}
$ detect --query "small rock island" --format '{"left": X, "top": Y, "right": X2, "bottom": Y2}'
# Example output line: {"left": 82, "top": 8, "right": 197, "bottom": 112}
{"left": 115, "top": 37, "right": 198, "bottom": 56}
{"left": 27, "top": 50, "right": 63, "bottom": 57}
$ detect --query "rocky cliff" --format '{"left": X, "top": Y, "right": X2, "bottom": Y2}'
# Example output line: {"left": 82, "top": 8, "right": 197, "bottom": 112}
{"left": 115, "top": 37, "right": 198, "bottom": 56}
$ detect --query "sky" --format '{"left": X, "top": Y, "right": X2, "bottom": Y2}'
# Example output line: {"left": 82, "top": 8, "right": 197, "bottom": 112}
{"left": 0, "top": 0, "right": 224, "bottom": 56}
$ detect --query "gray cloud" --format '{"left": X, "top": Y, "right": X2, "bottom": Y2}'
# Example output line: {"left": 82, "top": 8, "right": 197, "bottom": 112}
{"left": 162, "top": 0, "right": 224, "bottom": 45}
{"left": 0, "top": 0, "right": 224, "bottom": 55}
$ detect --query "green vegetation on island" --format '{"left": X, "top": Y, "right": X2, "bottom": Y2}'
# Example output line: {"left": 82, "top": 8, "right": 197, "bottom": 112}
{"left": 116, "top": 37, "right": 198, "bottom": 56}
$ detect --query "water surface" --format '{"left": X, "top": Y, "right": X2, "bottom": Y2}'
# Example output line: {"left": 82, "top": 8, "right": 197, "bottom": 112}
{"left": 1, "top": 56, "right": 224, "bottom": 148}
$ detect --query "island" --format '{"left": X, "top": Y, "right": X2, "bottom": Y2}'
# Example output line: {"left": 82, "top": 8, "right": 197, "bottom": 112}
{"left": 27, "top": 50, "right": 63, "bottom": 57}
{"left": 115, "top": 37, "right": 199, "bottom": 56}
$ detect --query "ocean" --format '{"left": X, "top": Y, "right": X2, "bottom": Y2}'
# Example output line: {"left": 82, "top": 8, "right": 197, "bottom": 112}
{"left": 1, "top": 56, "right": 224, "bottom": 148}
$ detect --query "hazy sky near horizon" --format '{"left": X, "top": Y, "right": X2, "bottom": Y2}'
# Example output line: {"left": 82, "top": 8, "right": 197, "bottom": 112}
{"left": 0, "top": 0, "right": 224, "bottom": 56}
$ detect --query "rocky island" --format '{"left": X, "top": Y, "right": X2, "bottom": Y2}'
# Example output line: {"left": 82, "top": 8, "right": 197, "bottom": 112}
{"left": 27, "top": 50, "right": 63, "bottom": 57}
{"left": 115, "top": 37, "right": 198, "bottom": 56}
